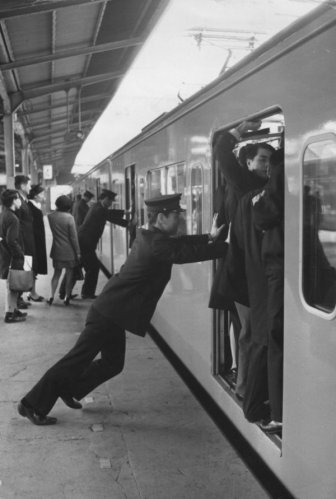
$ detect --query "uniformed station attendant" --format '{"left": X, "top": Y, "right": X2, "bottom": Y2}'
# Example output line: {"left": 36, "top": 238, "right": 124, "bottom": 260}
{"left": 18, "top": 194, "right": 227, "bottom": 425}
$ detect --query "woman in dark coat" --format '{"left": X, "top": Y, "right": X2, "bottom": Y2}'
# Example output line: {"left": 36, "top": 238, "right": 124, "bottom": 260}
{"left": 27, "top": 184, "right": 47, "bottom": 301}
{"left": 0, "top": 189, "right": 27, "bottom": 323}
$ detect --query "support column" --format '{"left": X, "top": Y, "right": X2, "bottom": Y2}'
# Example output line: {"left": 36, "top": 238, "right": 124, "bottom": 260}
{"left": 3, "top": 113, "right": 15, "bottom": 188}
{"left": 21, "top": 143, "right": 29, "bottom": 175}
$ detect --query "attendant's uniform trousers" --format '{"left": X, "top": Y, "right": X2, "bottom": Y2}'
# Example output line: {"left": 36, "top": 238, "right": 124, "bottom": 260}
{"left": 24, "top": 307, "right": 125, "bottom": 416}
{"left": 80, "top": 242, "right": 100, "bottom": 296}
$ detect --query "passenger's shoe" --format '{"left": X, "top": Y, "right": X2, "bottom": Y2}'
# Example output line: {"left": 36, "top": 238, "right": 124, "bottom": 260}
{"left": 14, "top": 309, "right": 27, "bottom": 318}
{"left": 17, "top": 401, "right": 57, "bottom": 425}
{"left": 60, "top": 293, "right": 78, "bottom": 300}
{"left": 259, "top": 420, "right": 282, "bottom": 434}
{"left": 60, "top": 395, "right": 82, "bottom": 409}
{"left": 81, "top": 294, "right": 97, "bottom": 299}
{"left": 4, "top": 312, "right": 26, "bottom": 323}
{"left": 17, "top": 298, "right": 29, "bottom": 309}
{"left": 27, "top": 294, "right": 44, "bottom": 302}
{"left": 46, "top": 298, "right": 54, "bottom": 305}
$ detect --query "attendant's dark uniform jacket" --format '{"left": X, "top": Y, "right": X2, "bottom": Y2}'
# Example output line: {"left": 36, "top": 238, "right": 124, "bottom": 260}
{"left": 78, "top": 202, "right": 128, "bottom": 249}
{"left": 72, "top": 198, "right": 89, "bottom": 227}
{"left": 92, "top": 227, "right": 227, "bottom": 336}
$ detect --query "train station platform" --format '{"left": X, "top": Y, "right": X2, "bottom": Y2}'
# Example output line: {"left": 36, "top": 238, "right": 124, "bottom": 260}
{"left": 0, "top": 223, "right": 270, "bottom": 499}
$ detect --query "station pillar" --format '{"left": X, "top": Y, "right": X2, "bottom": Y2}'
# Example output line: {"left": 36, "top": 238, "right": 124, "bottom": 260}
{"left": 3, "top": 113, "right": 15, "bottom": 188}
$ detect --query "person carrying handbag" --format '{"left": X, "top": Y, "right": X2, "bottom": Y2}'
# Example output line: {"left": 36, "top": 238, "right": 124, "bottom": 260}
{"left": 0, "top": 189, "right": 27, "bottom": 323}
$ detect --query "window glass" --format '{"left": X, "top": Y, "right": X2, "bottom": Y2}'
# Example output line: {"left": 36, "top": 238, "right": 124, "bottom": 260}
{"left": 191, "top": 165, "right": 203, "bottom": 234}
{"left": 138, "top": 177, "right": 146, "bottom": 226}
{"left": 148, "top": 169, "right": 165, "bottom": 197}
{"left": 302, "top": 138, "right": 336, "bottom": 313}
{"left": 167, "top": 163, "right": 187, "bottom": 235}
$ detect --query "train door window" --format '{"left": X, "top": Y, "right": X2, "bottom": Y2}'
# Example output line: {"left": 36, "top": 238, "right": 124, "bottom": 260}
{"left": 111, "top": 179, "right": 123, "bottom": 209}
{"left": 302, "top": 136, "right": 336, "bottom": 315}
{"left": 191, "top": 165, "right": 203, "bottom": 234}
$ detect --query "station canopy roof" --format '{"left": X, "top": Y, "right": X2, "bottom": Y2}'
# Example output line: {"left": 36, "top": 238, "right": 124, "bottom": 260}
{"left": 0, "top": 0, "right": 170, "bottom": 183}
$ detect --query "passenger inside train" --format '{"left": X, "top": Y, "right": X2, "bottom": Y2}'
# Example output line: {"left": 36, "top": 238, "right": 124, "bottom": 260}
{"left": 210, "top": 116, "right": 284, "bottom": 435}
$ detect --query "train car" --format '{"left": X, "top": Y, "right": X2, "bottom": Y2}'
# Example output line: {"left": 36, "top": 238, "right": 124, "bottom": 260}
{"left": 73, "top": 3, "right": 336, "bottom": 497}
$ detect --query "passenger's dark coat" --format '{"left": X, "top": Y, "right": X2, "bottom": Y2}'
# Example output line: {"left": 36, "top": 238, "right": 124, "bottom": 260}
{"left": 214, "top": 131, "right": 266, "bottom": 224}
{"left": 92, "top": 227, "right": 227, "bottom": 336}
{"left": 16, "top": 193, "right": 36, "bottom": 257}
{"left": 228, "top": 191, "right": 268, "bottom": 345}
{"left": 0, "top": 207, "right": 24, "bottom": 278}
{"left": 78, "top": 202, "right": 128, "bottom": 250}
{"left": 28, "top": 201, "right": 48, "bottom": 274}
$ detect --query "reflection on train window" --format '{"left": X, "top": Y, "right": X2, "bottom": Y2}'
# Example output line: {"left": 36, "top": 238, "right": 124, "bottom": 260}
{"left": 191, "top": 165, "right": 203, "bottom": 234}
{"left": 302, "top": 137, "right": 336, "bottom": 313}
{"left": 138, "top": 176, "right": 146, "bottom": 226}
{"left": 167, "top": 163, "right": 187, "bottom": 235}
{"left": 148, "top": 169, "right": 164, "bottom": 197}
{"left": 111, "top": 179, "right": 122, "bottom": 210}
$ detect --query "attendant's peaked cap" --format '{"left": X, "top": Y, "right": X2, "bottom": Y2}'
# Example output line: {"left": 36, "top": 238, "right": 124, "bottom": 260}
{"left": 144, "top": 194, "right": 185, "bottom": 213}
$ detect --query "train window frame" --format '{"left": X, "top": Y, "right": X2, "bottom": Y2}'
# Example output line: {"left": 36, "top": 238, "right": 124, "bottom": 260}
{"left": 300, "top": 132, "right": 336, "bottom": 320}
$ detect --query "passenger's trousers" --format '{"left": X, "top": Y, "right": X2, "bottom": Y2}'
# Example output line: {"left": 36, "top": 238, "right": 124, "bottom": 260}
{"left": 24, "top": 308, "right": 125, "bottom": 416}
{"left": 235, "top": 302, "right": 252, "bottom": 398}
{"left": 266, "top": 268, "right": 284, "bottom": 422}
{"left": 243, "top": 342, "right": 268, "bottom": 422}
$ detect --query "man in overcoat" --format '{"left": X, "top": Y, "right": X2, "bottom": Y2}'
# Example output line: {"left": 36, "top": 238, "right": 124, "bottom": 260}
{"left": 18, "top": 194, "right": 227, "bottom": 425}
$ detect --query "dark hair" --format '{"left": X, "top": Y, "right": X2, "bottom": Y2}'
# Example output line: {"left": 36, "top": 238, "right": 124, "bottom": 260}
{"left": 270, "top": 148, "right": 284, "bottom": 166}
{"left": 1, "top": 189, "right": 19, "bottom": 208}
{"left": 75, "top": 194, "right": 82, "bottom": 201}
{"left": 243, "top": 142, "right": 275, "bottom": 162}
{"left": 55, "top": 195, "right": 72, "bottom": 212}
{"left": 14, "top": 175, "right": 30, "bottom": 189}
{"left": 28, "top": 184, "right": 44, "bottom": 199}
{"left": 99, "top": 189, "right": 117, "bottom": 201}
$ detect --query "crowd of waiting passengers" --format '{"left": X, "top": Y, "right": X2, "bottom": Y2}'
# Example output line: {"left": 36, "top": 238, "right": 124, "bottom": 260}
{"left": 0, "top": 175, "right": 127, "bottom": 324}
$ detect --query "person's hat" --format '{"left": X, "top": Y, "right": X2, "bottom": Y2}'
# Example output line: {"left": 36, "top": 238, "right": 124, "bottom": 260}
{"left": 144, "top": 194, "right": 185, "bottom": 213}
{"left": 99, "top": 189, "right": 117, "bottom": 200}
{"left": 28, "top": 184, "right": 44, "bottom": 199}
{"left": 83, "top": 190, "right": 94, "bottom": 199}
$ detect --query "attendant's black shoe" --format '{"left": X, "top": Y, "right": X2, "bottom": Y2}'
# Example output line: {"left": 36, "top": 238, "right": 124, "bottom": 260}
{"left": 60, "top": 395, "right": 82, "bottom": 409}
{"left": 4, "top": 312, "right": 26, "bottom": 323}
{"left": 81, "top": 294, "right": 97, "bottom": 299}
{"left": 17, "top": 401, "right": 57, "bottom": 425}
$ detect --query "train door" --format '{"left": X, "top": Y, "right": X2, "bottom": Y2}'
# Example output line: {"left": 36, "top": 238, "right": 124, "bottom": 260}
{"left": 125, "top": 164, "right": 136, "bottom": 252}
{"left": 211, "top": 110, "right": 285, "bottom": 419}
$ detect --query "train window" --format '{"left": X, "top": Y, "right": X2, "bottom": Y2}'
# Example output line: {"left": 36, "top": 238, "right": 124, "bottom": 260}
{"left": 191, "top": 165, "right": 203, "bottom": 234}
{"left": 302, "top": 137, "right": 336, "bottom": 314}
{"left": 111, "top": 179, "right": 123, "bottom": 210}
{"left": 167, "top": 163, "right": 187, "bottom": 235}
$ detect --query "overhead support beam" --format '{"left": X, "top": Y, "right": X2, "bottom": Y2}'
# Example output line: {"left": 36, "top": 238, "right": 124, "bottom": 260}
{"left": 30, "top": 110, "right": 94, "bottom": 129}
{"left": 1, "top": 38, "right": 143, "bottom": 71}
{"left": 0, "top": 69, "right": 11, "bottom": 114}
{"left": 0, "top": 0, "right": 113, "bottom": 19}
{"left": 35, "top": 142, "right": 81, "bottom": 154}
{"left": 11, "top": 70, "right": 124, "bottom": 103}
{"left": 31, "top": 120, "right": 92, "bottom": 140}
{"left": 18, "top": 92, "right": 112, "bottom": 116}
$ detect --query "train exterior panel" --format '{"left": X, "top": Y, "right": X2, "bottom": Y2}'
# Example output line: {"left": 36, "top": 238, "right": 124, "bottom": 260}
{"left": 73, "top": 3, "right": 336, "bottom": 497}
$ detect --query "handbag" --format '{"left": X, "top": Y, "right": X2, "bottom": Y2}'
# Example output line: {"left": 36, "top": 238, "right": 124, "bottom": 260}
{"left": 73, "top": 264, "right": 84, "bottom": 281}
{"left": 8, "top": 268, "right": 34, "bottom": 292}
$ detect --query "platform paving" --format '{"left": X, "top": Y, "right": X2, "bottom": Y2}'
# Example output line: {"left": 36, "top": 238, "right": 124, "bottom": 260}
{"left": 0, "top": 225, "right": 270, "bottom": 498}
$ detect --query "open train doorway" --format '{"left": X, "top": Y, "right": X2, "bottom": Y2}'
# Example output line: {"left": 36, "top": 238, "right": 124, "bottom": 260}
{"left": 211, "top": 110, "right": 285, "bottom": 432}
{"left": 125, "top": 164, "right": 136, "bottom": 252}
